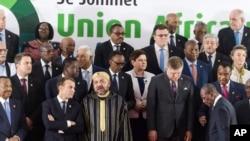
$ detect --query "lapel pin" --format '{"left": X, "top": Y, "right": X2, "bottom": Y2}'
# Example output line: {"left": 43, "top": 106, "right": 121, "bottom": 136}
{"left": 170, "top": 50, "right": 173, "bottom": 52}
{"left": 218, "top": 60, "right": 221, "bottom": 62}
{"left": 69, "top": 105, "right": 72, "bottom": 108}
{"left": 8, "top": 35, "right": 11, "bottom": 38}
{"left": 200, "top": 65, "right": 202, "bottom": 68}
{"left": 178, "top": 39, "right": 180, "bottom": 42}
{"left": 122, "top": 76, "right": 124, "bottom": 79}
{"left": 123, "top": 48, "right": 125, "bottom": 50}
{"left": 30, "top": 84, "right": 33, "bottom": 87}
{"left": 56, "top": 67, "right": 59, "bottom": 70}
{"left": 180, "top": 77, "right": 183, "bottom": 80}
{"left": 77, "top": 81, "right": 80, "bottom": 85}
{"left": 232, "top": 91, "right": 235, "bottom": 95}
{"left": 245, "top": 33, "right": 248, "bottom": 36}
{"left": 13, "top": 105, "right": 16, "bottom": 108}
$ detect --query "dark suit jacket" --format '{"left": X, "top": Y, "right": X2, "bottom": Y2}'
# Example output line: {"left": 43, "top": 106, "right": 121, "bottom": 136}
{"left": 0, "top": 98, "right": 27, "bottom": 141}
{"left": 78, "top": 65, "right": 105, "bottom": 93}
{"left": 141, "top": 45, "right": 184, "bottom": 75}
{"left": 94, "top": 40, "right": 134, "bottom": 71}
{"left": 217, "top": 26, "right": 250, "bottom": 68}
{"left": 198, "top": 52, "right": 232, "bottom": 81}
{"left": 212, "top": 81, "right": 246, "bottom": 105}
{"left": 45, "top": 75, "right": 88, "bottom": 103}
{"left": 147, "top": 73, "right": 194, "bottom": 138}
{"left": 149, "top": 34, "right": 188, "bottom": 50}
{"left": 31, "top": 60, "right": 62, "bottom": 84}
{"left": 208, "top": 97, "right": 237, "bottom": 141}
{"left": 5, "top": 29, "right": 19, "bottom": 63}
{"left": 108, "top": 70, "right": 135, "bottom": 110}
{"left": 52, "top": 56, "right": 63, "bottom": 74}
{"left": 234, "top": 99, "right": 250, "bottom": 124}
{"left": 42, "top": 98, "right": 84, "bottom": 141}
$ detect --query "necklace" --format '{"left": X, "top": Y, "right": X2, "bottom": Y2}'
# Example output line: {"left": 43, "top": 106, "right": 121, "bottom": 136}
{"left": 37, "top": 39, "right": 50, "bottom": 44}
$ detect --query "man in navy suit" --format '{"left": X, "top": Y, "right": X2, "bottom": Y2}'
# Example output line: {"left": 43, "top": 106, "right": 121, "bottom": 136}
{"left": 45, "top": 57, "right": 88, "bottom": 103}
{"left": 0, "top": 9, "right": 19, "bottom": 63}
{"left": 200, "top": 84, "right": 237, "bottom": 141}
{"left": 198, "top": 33, "right": 232, "bottom": 81}
{"left": 10, "top": 52, "right": 44, "bottom": 141}
{"left": 143, "top": 24, "right": 184, "bottom": 75}
{"left": 94, "top": 23, "right": 134, "bottom": 72}
{"left": 147, "top": 56, "right": 194, "bottom": 141}
{"left": 217, "top": 9, "right": 250, "bottom": 69}
{"left": 31, "top": 43, "right": 62, "bottom": 84}
{"left": 42, "top": 76, "right": 84, "bottom": 141}
{"left": 0, "top": 76, "right": 27, "bottom": 141}
{"left": 107, "top": 51, "right": 135, "bottom": 110}
{"left": 234, "top": 78, "right": 250, "bottom": 124}
{"left": 76, "top": 45, "right": 105, "bottom": 93}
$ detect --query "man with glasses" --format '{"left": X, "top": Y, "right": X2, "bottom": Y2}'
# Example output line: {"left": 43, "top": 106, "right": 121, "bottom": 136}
{"left": 142, "top": 24, "right": 184, "bottom": 75}
{"left": 94, "top": 23, "right": 134, "bottom": 71}
{"left": 107, "top": 51, "right": 135, "bottom": 110}
{"left": 0, "top": 42, "right": 16, "bottom": 77}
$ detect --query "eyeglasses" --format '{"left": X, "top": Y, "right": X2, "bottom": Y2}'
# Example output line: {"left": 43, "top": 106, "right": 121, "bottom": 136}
{"left": 0, "top": 49, "right": 8, "bottom": 52}
{"left": 112, "top": 60, "right": 126, "bottom": 66}
{"left": 38, "top": 28, "right": 49, "bottom": 32}
{"left": 155, "top": 34, "right": 168, "bottom": 38}
{"left": 112, "top": 32, "right": 126, "bottom": 36}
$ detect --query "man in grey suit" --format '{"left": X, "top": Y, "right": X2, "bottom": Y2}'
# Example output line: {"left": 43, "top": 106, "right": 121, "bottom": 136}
{"left": 200, "top": 83, "right": 237, "bottom": 141}
{"left": 147, "top": 56, "right": 194, "bottom": 141}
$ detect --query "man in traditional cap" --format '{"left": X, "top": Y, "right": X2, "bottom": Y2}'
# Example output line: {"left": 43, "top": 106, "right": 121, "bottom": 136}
{"left": 82, "top": 71, "right": 132, "bottom": 141}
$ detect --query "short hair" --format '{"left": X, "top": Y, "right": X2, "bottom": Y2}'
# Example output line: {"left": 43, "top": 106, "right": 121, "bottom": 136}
{"left": 129, "top": 49, "right": 146, "bottom": 62}
{"left": 230, "top": 45, "right": 247, "bottom": 57}
{"left": 14, "top": 52, "right": 31, "bottom": 64}
{"left": 218, "top": 61, "right": 232, "bottom": 72}
{"left": 77, "top": 45, "right": 93, "bottom": 56}
{"left": 62, "top": 57, "right": 77, "bottom": 70}
{"left": 57, "top": 76, "right": 75, "bottom": 89}
{"left": 109, "top": 23, "right": 123, "bottom": 33}
{"left": 153, "top": 24, "right": 168, "bottom": 35}
{"left": 231, "top": 9, "right": 245, "bottom": 20}
{"left": 201, "top": 83, "right": 218, "bottom": 95}
{"left": 184, "top": 40, "right": 197, "bottom": 49}
{"left": 167, "top": 56, "right": 183, "bottom": 69}
{"left": 34, "top": 22, "right": 54, "bottom": 40}
{"left": 108, "top": 51, "right": 124, "bottom": 60}
{"left": 203, "top": 33, "right": 219, "bottom": 43}
{"left": 39, "top": 43, "right": 53, "bottom": 52}
{"left": 194, "top": 21, "right": 207, "bottom": 30}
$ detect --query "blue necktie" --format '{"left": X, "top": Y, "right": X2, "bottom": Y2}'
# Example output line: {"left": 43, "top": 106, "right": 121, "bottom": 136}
{"left": 208, "top": 55, "right": 212, "bottom": 68}
{"left": 4, "top": 101, "right": 11, "bottom": 124}
{"left": 170, "top": 35, "right": 175, "bottom": 47}
{"left": 61, "top": 101, "right": 66, "bottom": 114}
{"left": 234, "top": 31, "right": 240, "bottom": 45}
{"left": 84, "top": 70, "right": 89, "bottom": 88}
{"left": 112, "top": 74, "right": 119, "bottom": 93}
{"left": 0, "top": 33, "right": 2, "bottom": 41}
{"left": 159, "top": 48, "right": 165, "bottom": 72}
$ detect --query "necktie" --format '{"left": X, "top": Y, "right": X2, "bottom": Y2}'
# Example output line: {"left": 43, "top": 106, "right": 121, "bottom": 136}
{"left": 222, "top": 85, "right": 229, "bottom": 99}
{"left": 0, "top": 33, "right": 2, "bottom": 41}
{"left": 21, "top": 78, "right": 28, "bottom": 95}
{"left": 170, "top": 35, "right": 175, "bottom": 47}
{"left": 114, "top": 45, "right": 120, "bottom": 51}
{"left": 208, "top": 55, "right": 213, "bottom": 68}
{"left": 171, "top": 81, "right": 177, "bottom": 98}
{"left": 4, "top": 101, "right": 11, "bottom": 124}
{"left": 44, "top": 64, "right": 51, "bottom": 80}
{"left": 61, "top": 101, "right": 66, "bottom": 114}
{"left": 159, "top": 48, "right": 165, "bottom": 72}
{"left": 234, "top": 31, "right": 240, "bottom": 45}
{"left": 84, "top": 70, "right": 89, "bottom": 88}
{"left": 112, "top": 74, "right": 119, "bottom": 93}
{"left": 191, "top": 64, "right": 197, "bottom": 84}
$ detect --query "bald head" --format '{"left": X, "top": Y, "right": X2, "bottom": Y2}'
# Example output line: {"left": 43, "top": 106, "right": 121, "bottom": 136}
{"left": 60, "top": 37, "right": 75, "bottom": 57}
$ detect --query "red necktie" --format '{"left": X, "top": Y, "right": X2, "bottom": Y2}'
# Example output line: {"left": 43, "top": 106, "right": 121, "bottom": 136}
{"left": 21, "top": 78, "right": 28, "bottom": 96}
{"left": 191, "top": 64, "right": 197, "bottom": 84}
{"left": 222, "top": 85, "right": 229, "bottom": 99}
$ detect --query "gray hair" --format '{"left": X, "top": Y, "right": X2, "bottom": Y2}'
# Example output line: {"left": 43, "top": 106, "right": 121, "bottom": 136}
{"left": 77, "top": 45, "right": 92, "bottom": 56}
{"left": 203, "top": 33, "right": 219, "bottom": 43}
{"left": 194, "top": 21, "right": 207, "bottom": 30}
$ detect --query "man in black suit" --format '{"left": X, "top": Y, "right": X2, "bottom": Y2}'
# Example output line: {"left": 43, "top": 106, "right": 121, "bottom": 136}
{"left": 94, "top": 23, "right": 134, "bottom": 71}
{"left": 147, "top": 56, "right": 194, "bottom": 141}
{"left": 45, "top": 57, "right": 88, "bottom": 103}
{"left": 142, "top": 24, "right": 184, "bottom": 75}
{"left": 234, "top": 78, "right": 250, "bottom": 124}
{"left": 150, "top": 13, "right": 188, "bottom": 50}
{"left": 217, "top": 9, "right": 250, "bottom": 69}
{"left": 0, "top": 76, "right": 27, "bottom": 141}
{"left": 193, "top": 21, "right": 207, "bottom": 52}
{"left": 107, "top": 51, "right": 135, "bottom": 110}
{"left": 0, "top": 9, "right": 19, "bottom": 63}
{"left": 42, "top": 77, "right": 84, "bottom": 141}
{"left": 76, "top": 45, "right": 105, "bottom": 93}
{"left": 31, "top": 43, "right": 61, "bottom": 84}
{"left": 198, "top": 33, "right": 231, "bottom": 81}
{"left": 52, "top": 37, "right": 75, "bottom": 72}
{"left": 10, "top": 52, "right": 44, "bottom": 141}
{"left": 200, "top": 84, "right": 237, "bottom": 141}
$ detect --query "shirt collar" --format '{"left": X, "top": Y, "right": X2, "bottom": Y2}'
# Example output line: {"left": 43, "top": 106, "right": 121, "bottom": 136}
{"left": 205, "top": 52, "right": 216, "bottom": 58}
{"left": 220, "top": 80, "right": 230, "bottom": 87}
{"left": 109, "top": 68, "right": 118, "bottom": 76}
{"left": 185, "top": 58, "right": 197, "bottom": 66}
{"left": 154, "top": 43, "right": 168, "bottom": 51}
{"left": 110, "top": 40, "right": 121, "bottom": 47}
{"left": 213, "top": 94, "right": 222, "bottom": 107}
{"left": 40, "top": 59, "right": 52, "bottom": 67}
{"left": 17, "top": 73, "right": 28, "bottom": 80}
{"left": 81, "top": 64, "right": 93, "bottom": 73}
{"left": 57, "top": 96, "right": 68, "bottom": 103}
{"left": 0, "top": 97, "right": 9, "bottom": 105}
